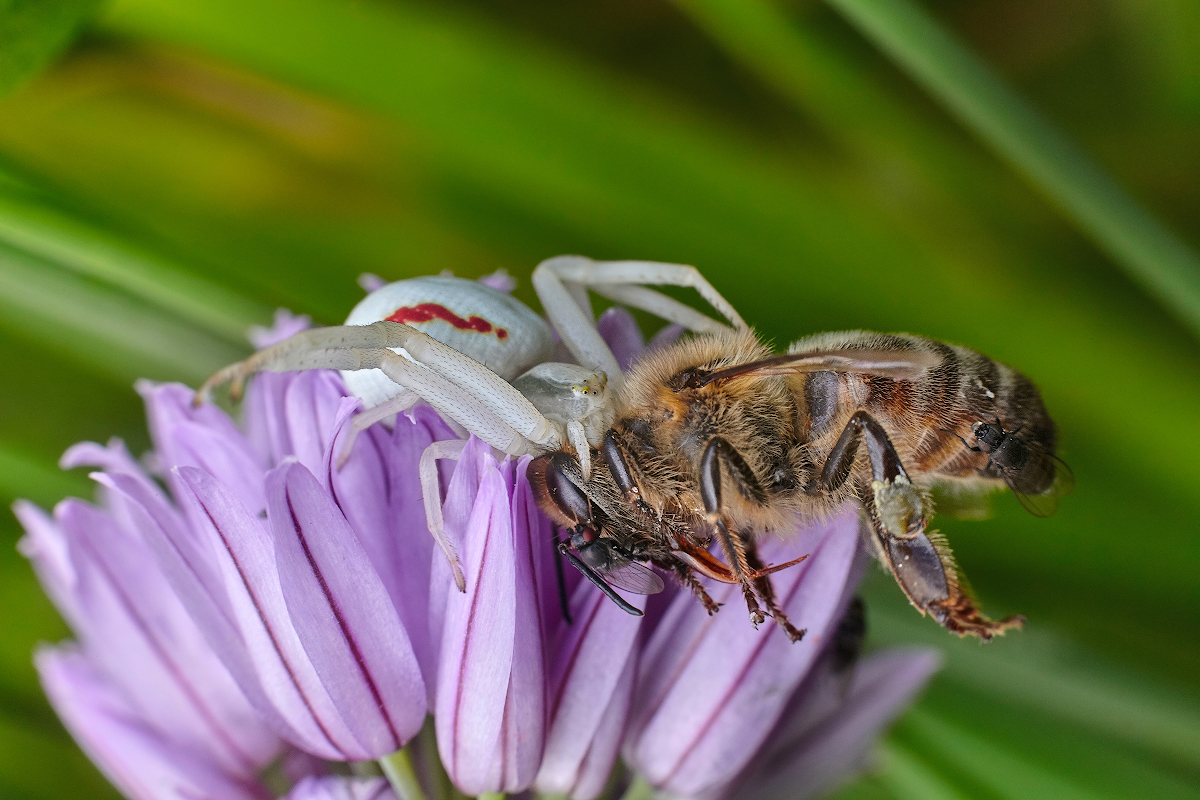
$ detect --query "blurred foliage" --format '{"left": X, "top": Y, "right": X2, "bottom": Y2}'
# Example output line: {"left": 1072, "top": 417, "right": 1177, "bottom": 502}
{"left": 0, "top": 0, "right": 101, "bottom": 95}
{"left": 0, "top": 0, "right": 1197, "bottom": 797}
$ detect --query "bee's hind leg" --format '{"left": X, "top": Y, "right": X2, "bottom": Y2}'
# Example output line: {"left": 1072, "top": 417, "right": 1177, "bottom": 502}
{"left": 814, "top": 410, "right": 927, "bottom": 539}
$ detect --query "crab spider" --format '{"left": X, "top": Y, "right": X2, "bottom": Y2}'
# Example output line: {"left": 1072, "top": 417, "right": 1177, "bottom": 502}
{"left": 195, "top": 255, "right": 746, "bottom": 590}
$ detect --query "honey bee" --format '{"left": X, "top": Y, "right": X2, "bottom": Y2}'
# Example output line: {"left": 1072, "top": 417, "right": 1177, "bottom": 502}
{"left": 530, "top": 329, "right": 1073, "bottom": 641}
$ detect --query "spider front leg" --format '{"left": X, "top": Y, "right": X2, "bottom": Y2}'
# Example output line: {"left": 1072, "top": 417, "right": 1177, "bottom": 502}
{"left": 532, "top": 256, "right": 747, "bottom": 380}
{"left": 196, "top": 320, "right": 561, "bottom": 455}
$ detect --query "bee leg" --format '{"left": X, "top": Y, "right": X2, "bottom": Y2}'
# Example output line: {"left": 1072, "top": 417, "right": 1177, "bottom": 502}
{"left": 815, "top": 410, "right": 927, "bottom": 539}
{"left": 700, "top": 437, "right": 789, "bottom": 632}
{"left": 745, "top": 539, "right": 806, "bottom": 642}
{"left": 859, "top": 495, "right": 1023, "bottom": 640}
{"left": 669, "top": 561, "right": 722, "bottom": 614}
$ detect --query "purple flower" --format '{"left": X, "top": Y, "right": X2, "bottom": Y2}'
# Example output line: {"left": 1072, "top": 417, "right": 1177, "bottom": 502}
{"left": 16, "top": 292, "right": 940, "bottom": 800}
{"left": 15, "top": 441, "right": 279, "bottom": 784}
{"left": 36, "top": 645, "right": 274, "bottom": 800}
{"left": 433, "top": 439, "right": 548, "bottom": 795}
{"left": 625, "top": 511, "right": 866, "bottom": 796}
{"left": 284, "top": 776, "right": 395, "bottom": 800}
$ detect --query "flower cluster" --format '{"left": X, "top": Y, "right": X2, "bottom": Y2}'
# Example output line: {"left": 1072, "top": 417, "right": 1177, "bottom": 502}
{"left": 16, "top": 304, "right": 938, "bottom": 800}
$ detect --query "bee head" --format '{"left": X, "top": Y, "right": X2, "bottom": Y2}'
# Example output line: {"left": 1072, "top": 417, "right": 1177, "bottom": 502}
{"left": 971, "top": 420, "right": 1006, "bottom": 451}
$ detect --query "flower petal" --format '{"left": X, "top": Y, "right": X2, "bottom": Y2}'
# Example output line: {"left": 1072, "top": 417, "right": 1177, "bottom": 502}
{"left": 725, "top": 649, "right": 942, "bottom": 800}
{"left": 267, "top": 459, "right": 427, "bottom": 756}
{"left": 489, "top": 457, "right": 548, "bottom": 792}
{"left": 436, "top": 458, "right": 517, "bottom": 794}
{"left": 597, "top": 307, "right": 645, "bottom": 372}
{"left": 283, "top": 372, "right": 350, "bottom": 477}
{"left": 537, "top": 578, "right": 644, "bottom": 798}
{"left": 13, "top": 500, "right": 80, "bottom": 631}
{"left": 173, "top": 466, "right": 366, "bottom": 759}
{"left": 55, "top": 498, "right": 277, "bottom": 777}
{"left": 627, "top": 508, "right": 863, "bottom": 796}
{"left": 564, "top": 646, "right": 638, "bottom": 800}
{"left": 37, "top": 646, "right": 270, "bottom": 800}
{"left": 285, "top": 775, "right": 396, "bottom": 800}
{"left": 427, "top": 435, "right": 490, "bottom": 670}
{"left": 250, "top": 309, "right": 312, "bottom": 349}
{"left": 140, "top": 381, "right": 265, "bottom": 484}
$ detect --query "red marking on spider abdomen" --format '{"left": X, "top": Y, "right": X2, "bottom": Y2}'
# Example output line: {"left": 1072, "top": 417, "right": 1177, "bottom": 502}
{"left": 386, "top": 303, "right": 508, "bottom": 339}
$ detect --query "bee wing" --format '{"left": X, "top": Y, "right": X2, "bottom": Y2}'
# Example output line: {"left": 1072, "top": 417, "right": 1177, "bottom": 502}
{"left": 701, "top": 348, "right": 940, "bottom": 385}
{"left": 1009, "top": 454, "right": 1075, "bottom": 518}
{"left": 601, "top": 560, "right": 666, "bottom": 595}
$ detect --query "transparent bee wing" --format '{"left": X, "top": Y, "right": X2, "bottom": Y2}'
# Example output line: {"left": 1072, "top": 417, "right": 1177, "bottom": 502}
{"left": 700, "top": 347, "right": 940, "bottom": 385}
{"left": 601, "top": 560, "right": 666, "bottom": 595}
{"left": 1010, "top": 454, "right": 1075, "bottom": 518}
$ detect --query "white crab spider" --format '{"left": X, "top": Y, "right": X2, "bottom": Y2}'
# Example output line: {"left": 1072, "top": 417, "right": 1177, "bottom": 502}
{"left": 196, "top": 255, "right": 747, "bottom": 590}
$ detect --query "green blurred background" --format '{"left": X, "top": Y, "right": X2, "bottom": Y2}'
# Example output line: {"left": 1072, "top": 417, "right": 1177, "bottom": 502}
{"left": 0, "top": 0, "right": 1197, "bottom": 797}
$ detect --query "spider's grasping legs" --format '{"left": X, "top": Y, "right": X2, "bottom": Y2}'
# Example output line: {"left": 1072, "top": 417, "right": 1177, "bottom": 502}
{"left": 532, "top": 256, "right": 748, "bottom": 380}
{"left": 420, "top": 439, "right": 468, "bottom": 590}
{"left": 195, "top": 321, "right": 560, "bottom": 457}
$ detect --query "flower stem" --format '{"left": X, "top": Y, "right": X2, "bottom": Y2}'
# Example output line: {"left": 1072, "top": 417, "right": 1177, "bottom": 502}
{"left": 619, "top": 776, "right": 655, "bottom": 800}
{"left": 380, "top": 748, "right": 427, "bottom": 800}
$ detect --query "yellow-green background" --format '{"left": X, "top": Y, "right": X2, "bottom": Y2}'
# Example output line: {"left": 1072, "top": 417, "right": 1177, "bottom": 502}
{"left": 0, "top": 0, "right": 1197, "bottom": 797}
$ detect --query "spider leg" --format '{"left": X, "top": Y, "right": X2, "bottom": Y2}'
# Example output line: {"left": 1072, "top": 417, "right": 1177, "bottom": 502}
{"left": 419, "top": 439, "right": 468, "bottom": 591}
{"left": 532, "top": 256, "right": 747, "bottom": 380}
{"left": 336, "top": 390, "right": 419, "bottom": 468}
{"left": 196, "top": 321, "right": 560, "bottom": 456}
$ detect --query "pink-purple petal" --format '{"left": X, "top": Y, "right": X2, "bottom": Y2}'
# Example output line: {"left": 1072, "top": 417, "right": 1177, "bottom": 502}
{"left": 491, "top": 457, "right": 548, "bottom": 792}
{"left": 724, "top": 649, "right": 942, "bottom": 800}
{"left": 174, "top": 466, "right": 365, "bottom": 759}
{"left": 285, "top": 776, "right": 396, "bottom": 800}
{"left": 436, "top": 461, "right": 518, "bottom": 794}
{"left": 597, "top": 307, "right": 645, "bottom": 372}
{"left": 13, "top": 500, "right": 80, "bottom": 631}
{"left": 536, "top": 580, "right": 645, "bottom": 798}
{"left": 37, "top": 646, "right": 270, "bottom": 800}
{"left": 250, "top": 309, "right": 313, "bottom": 349}
{"left": 565, "top": 646, "right": 639, "bottom": 800}
{"left": 628, "top": 509, "right": 864, "bottom": 796}
{"left": 56, "top": 498, "right": 276, "bottom": 777}
{"left": 267, "top": 460, "right": 427, "bottom": 756}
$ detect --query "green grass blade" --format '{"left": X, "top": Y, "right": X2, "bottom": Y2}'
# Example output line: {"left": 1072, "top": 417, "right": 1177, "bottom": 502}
{"left": 822, "top": 0, "right": 1200, "bottom": 338}
{"left": 0, "top": 189, "right": 270, "bottom": 344}
{"left": 875, "top": 740, "right": 971, "bottom": 800}
{"left": 864, "top": 584, "right": 1200, "bottom": 771}
{"left": 0, "top": 241, "right": 249, "bottom": 384}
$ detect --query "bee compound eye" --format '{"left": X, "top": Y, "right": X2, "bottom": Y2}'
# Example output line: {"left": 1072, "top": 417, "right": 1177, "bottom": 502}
{"left": 543, "top": 453, "right": 594, "bottom": 526}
